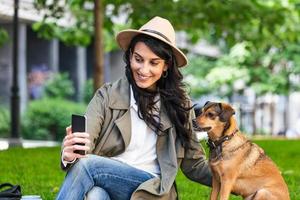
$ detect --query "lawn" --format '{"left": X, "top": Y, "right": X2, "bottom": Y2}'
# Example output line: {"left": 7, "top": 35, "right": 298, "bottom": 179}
{"left": 0, "top": 139, "right": 299, "bottom": 199}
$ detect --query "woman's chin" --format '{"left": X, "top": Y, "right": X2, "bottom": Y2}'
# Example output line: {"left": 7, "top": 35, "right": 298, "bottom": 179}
{"left": 136, "top": 82, "right": 156, "bottom": 91}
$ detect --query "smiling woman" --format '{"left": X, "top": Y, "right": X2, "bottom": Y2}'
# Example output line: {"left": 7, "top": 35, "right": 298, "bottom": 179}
{"left": 56, "top": 16, "right": 212, "bottom": 200}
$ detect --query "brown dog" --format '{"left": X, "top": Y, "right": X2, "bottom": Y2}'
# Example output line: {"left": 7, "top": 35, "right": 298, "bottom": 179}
{"left": 194, "top": 101, "right": 290, "bottom": 200}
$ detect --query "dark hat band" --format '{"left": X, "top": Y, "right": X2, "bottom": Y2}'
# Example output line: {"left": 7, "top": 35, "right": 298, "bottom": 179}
{"left": 141, "top": 29, "right": 171, "bottom": 43}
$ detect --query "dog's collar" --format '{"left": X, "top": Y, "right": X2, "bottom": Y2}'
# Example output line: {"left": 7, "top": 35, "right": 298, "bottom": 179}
{"left": 207, "top": 129, "right": 238, "bottom": 160}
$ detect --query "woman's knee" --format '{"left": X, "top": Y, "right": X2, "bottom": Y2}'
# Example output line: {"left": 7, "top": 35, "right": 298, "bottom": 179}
{"left": 69, "top": 155, "right": 100, "bottom": 175}
{"left": 85, "top": 186, "right": 110, "bottom": 200}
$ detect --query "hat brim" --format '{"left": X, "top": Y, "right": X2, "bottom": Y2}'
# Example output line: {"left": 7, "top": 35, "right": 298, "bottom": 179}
{"left": 116, "top": 29, "right": 188, "bottom": 67}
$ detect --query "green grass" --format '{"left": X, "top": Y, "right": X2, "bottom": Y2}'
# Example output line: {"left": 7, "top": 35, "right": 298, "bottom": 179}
{"left": 0, "top": 140, "right": 299, "bottom": 199}
{"left": 0, "top": 147, "right": 64, "bottom": 199}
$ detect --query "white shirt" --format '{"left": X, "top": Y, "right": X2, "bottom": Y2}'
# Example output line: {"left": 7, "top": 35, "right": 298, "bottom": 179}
{"left": 111, "top": 87, "right": 161, "bottom": 176}
{"left": 63, "top": 86, "right": 161, "bottom": 176}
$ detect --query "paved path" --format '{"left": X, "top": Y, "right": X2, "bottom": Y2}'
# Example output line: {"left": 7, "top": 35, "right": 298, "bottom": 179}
{"left": 0, "top": 138, "right": 60, "bottom": 150}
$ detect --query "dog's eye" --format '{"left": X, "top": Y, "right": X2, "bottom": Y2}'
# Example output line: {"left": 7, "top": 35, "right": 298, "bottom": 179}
{"left": 206, "top": 112, "right": 215, "bottom": 118}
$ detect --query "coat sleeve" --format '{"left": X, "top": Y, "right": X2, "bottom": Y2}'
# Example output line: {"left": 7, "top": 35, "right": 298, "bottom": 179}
{"left": 180, "top": 106, "right": 212, "bottom": 187}
{"left": 60, "top": 84, "right": 109, "bottom": 171}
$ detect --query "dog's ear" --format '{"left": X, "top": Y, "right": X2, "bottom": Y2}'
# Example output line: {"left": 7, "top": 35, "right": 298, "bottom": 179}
{"left": 219, "top": 104, "right": 235, "bottom": 122}
{"left": 204, "top": 101, "right": 210, "bottom": 106}
{"left": 194, "top": 104, "right": 202, "bottom": 117}
{"left": 204, "top": 101, "right": 212, "bottom": 108}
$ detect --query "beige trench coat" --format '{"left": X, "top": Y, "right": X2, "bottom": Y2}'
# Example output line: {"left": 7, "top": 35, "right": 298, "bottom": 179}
{"left": 63, "top": 76, "right": 211, "bottom": 199}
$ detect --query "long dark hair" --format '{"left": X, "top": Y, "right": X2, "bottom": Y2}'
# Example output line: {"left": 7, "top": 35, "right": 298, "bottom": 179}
{"left": 124, "top": 34, "right": 193, "bottom": 148}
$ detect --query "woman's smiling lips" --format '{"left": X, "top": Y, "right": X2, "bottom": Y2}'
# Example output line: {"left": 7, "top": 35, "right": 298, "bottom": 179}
{"left": 136, "top": 72, "right": 151, "bottom": 81}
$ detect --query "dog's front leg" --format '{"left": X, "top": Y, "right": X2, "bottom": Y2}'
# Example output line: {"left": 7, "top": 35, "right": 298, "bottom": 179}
{"left": 219, "top": 178, "right": 235, "bottom": 200}
{"left": 210, "top": 175, "right": 220, "bottom": 200}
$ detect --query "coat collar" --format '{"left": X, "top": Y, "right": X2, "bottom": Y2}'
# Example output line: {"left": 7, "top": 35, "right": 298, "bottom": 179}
{"left": 109, "top": 76, "right": 131, "bottom": 110}
{"left": 109, "top": 75, "right": 172, "bottom": 131}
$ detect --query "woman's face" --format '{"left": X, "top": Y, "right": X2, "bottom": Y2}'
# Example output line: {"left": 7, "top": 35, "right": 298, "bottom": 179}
{"left": 130, "top": 42, "right": 168, "bottom": 91}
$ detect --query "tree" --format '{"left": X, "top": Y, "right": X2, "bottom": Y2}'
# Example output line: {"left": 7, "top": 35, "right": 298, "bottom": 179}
{"left": 33, "top": 0, "right": 300, "bottom": 91}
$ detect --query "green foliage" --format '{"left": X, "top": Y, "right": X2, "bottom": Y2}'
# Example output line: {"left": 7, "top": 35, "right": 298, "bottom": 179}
{"left": 184, "top": 40, "right": 300, "bottom": 99}
{"left": 181, "top": 56, "right": 216, "bottom": 97}
{"left": 183, "top": 42, "right": 251, "bottom": 98}
{"left": 0, "top": 28, "right": 9, "bottom": 47}
{"left": 103, "top": 23, "right": 132, "bottom": 52}
{"left": 33, "top": 0, "right": 94, "bottom": 46}
{"left": 0, "top": 106, "right": 10, "bottom": 138}
{"left": 44, "top": 73, "right": 75, "bottom": 99}
{"left": 245, "top": 43, "right": 300, "bottom": 96}
{"left": 83, "top": 78, "right": 94, "bottom": 104}
{"left": 32, "top": 22, "right": 58, "bottom": 40}
{"left": 33, "top": 1, "right": 300, "bottom": 50}
{"left": 32, "top": 1, "right": 132, "bottom": 51}
{"left": 22, "top": 98, "right": 86, "bottom": 141}
{"left": 32, "top": 20, "right": 92, "bottom": 46}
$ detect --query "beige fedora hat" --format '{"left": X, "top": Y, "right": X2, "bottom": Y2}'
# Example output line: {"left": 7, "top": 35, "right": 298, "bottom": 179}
{"left": 116, "top": 16, "right": 188, "bottom": 67}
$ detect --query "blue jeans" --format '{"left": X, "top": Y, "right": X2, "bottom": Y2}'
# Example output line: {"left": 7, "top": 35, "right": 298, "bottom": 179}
{"left": 56, "top": 155, "right": 155, "bottom": 200}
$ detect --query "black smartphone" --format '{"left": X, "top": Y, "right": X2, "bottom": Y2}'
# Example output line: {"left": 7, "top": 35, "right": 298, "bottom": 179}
{"left": 71, "top": 114, "right": 87, "bottom": 155}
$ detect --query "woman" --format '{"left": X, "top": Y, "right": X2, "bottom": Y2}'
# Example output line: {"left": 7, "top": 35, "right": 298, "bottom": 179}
{"left": 57, "top": 16, "right": 211, "bottom": 200}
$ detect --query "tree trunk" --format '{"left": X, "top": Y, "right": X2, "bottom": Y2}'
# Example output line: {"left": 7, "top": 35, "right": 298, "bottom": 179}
{"left": 93, "top": 0, "right": 104, "bottom": 91}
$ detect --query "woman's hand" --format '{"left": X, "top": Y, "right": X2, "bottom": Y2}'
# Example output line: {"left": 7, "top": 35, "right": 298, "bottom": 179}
{"left": 62, "top": 126, "right": 91, "bottom": 162}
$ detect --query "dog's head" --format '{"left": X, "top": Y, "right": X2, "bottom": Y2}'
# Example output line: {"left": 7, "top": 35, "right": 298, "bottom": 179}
{"left": 194, "top": 101, "right": 236, "bottom": 140}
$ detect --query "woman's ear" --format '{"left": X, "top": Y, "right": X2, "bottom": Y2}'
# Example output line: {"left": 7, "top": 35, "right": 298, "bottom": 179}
{"left": 163, "top": 65, "right": 168, "bottom": 71}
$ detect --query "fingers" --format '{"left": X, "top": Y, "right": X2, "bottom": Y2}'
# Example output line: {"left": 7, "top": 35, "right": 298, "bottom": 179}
{"left": 73, "top": 132, "right": 89, "bottom": 138}
{"left": 66, "top": 126, "right": 72, "bottom": 135}
{"left": 64, "top": 144, "right": 90, "bottom": 153}
{"left": 63, "top": 143, "right": 90, "bottom": 162}
{"left": 63, "top": 148, "right": 88, "bottom": 161}
{"left": 63, "top": 125, "right": 91, "bottom": 162}
{"left": 64, "top": 132, "right": 89, "bottom": 142}
{"left": 63, "top": 137, "right": 91, "bottom": 147}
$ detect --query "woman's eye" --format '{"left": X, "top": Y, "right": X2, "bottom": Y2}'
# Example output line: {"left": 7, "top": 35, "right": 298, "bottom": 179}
{"left": 135, "top": 57, "right": 142, "bottom": 62}
{"left": 150, "top": 61, "right": 159, "bottom": 66}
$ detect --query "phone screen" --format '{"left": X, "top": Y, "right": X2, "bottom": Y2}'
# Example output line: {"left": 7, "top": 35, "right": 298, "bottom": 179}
{"left": 71, "top": 114, "right": 86, "bottom": 155}
{"left": 72, "top": 114, "right": 86, "bottom": 133}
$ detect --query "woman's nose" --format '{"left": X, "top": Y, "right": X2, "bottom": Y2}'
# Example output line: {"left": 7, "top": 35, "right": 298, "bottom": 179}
{"left": 139, "top": 62, "right": 151, "bottom": 73}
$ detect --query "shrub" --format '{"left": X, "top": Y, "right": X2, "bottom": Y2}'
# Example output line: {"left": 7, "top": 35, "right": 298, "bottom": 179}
{"left": 22, "top": 98, "right": 86, "bottom": 141}
{"left": 44, "top": 73, "right": 75, "bottom": 99}
{"left": 0, "top": 106, "right": 10, "bottom": 138}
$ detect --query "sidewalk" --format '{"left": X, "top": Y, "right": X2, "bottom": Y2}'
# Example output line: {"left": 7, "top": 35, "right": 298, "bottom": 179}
{"left": 0, "top": 132, "right": 207, "bottom": 151}
{"left": 0, "top": 138, "right": 60, "bottom": 150}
